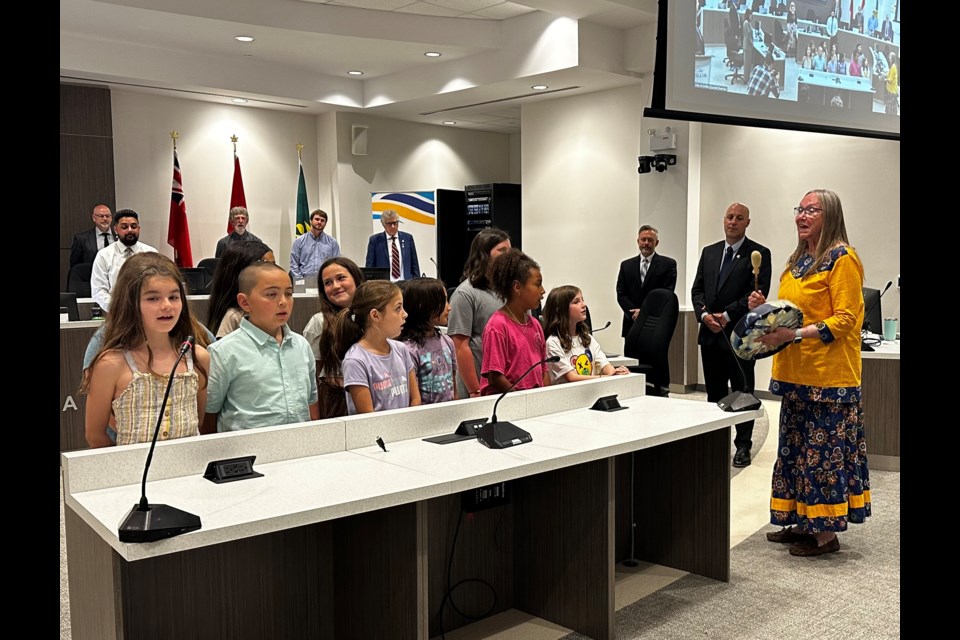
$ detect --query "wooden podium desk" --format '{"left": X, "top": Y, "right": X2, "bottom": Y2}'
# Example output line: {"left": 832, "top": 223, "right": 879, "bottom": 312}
{"left": 62, "top": 375, "right": 760, "bottom": 640}
{"left": 862, "top": 340, "right": 900, "bottom": 471}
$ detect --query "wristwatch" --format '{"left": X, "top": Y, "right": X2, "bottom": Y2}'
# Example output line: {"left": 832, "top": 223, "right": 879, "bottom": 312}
{"left": 793, "top": 328, "right": 803, "bottom": 344}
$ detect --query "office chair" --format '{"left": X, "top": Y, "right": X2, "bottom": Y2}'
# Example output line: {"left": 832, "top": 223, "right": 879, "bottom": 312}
{"left": 66, "top": 262, "right": 93, "bottom": 299}
{"left": 60, "top": 292, "right": 80, "bottom": 322}
{"left": 725, "top": 25, "right": 745, "bottom": 84}
{"left": 180, "top": 267, "right": 212, "bottom": 294}
{"left": 623, "top": 288, "right": 679, "bottom": 397}
{"left": 197, "top": 257, "right": 219, "bottom": 276}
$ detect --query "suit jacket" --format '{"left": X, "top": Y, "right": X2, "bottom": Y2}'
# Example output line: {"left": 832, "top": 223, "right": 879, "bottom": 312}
{"left": 70, "top": 227, "right": 115, "bottom": 269}
{"left": 365, "top": 231, "right": 420, "bottom": 280}
{"left": 616, "top": 253, "right": 678, "bottom": 337}
{"left": 690, "top": 237, "right": 772, "bottom": 348}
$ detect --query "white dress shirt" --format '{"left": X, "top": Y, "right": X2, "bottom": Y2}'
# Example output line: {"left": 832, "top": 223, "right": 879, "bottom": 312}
{"left": 90, "top": 240, "right": 158, "bottom": 311}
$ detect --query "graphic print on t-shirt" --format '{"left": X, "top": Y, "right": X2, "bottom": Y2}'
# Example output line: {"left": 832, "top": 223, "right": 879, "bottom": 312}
{"left": 371, "top": 369, "right": 409, "bottom": 398}
{"left": 572, "top": 348, "right": 594, "bottom": 376}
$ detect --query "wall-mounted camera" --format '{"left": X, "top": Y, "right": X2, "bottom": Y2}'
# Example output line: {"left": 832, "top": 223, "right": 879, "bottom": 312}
{"left": 638, "top": 154, "right": 677, "bottom": 174}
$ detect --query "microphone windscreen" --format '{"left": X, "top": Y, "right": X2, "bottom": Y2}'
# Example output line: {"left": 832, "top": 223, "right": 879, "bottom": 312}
{"left": 545, "top": 355, "right": 561, "bottom": 363}
{"left": 751, "top": 250, "right": 762, "bottom": 270}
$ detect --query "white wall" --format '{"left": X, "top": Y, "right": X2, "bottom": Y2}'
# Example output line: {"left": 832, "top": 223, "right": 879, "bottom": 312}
{"left": 522, "top": 84, "right": 648, "bottom": 344}
{"left": 637, "top": 117, "right": 694, "bottom": 307}
{"left": 330, "top": 112, "right": 513, "bottom": 268}
{"left": 111, "top": 91, "right": 320, "bottom": 269}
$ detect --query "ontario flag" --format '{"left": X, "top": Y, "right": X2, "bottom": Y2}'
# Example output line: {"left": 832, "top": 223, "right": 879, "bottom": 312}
{"left": 167, "top": 150, "right": 194, "bottom": 268}
{"left": 228, "top": 151, "right": 247, "bottom": 234}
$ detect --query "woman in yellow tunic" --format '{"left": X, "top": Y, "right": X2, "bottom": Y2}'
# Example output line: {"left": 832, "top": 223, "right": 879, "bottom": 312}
{"left": 748, "top": 189, "right": 871, "bottom": 557}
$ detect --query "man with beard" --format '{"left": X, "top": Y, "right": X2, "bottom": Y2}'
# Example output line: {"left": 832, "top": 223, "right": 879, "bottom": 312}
{"left": 90, "top": 209, "right": 158, "bottom": 312}
{"left": 215, "top": 207, "right": 262, "bottom": 258}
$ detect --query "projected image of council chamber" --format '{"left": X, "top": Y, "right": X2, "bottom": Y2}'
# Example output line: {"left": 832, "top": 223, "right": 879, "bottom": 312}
{"left": 694, "top": 1, "right": 900, "bottom": 116}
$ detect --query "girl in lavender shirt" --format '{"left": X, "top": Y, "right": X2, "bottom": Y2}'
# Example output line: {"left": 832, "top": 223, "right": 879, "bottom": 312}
{"left": 399, "top": 278, "right": 457, "bottom": 404}
{"left": 335, "top": 281, "right": 421, "bottom": 415}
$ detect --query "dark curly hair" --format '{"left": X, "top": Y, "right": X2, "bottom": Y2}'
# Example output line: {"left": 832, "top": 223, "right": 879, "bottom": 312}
{"left": 488, "top": 248, "right": 540, "bottom": 303}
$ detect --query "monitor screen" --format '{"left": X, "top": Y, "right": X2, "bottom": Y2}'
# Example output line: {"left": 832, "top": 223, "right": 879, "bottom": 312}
{"left": 862, "top": 286, "right": 882, "bottom": 334}
{"left": 655, "top": 1, "right": 900, "bottom": 138}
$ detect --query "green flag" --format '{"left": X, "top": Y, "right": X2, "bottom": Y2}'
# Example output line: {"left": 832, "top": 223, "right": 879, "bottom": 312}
{"left": 295, "top": 160, "right": 309, "bottom": 236}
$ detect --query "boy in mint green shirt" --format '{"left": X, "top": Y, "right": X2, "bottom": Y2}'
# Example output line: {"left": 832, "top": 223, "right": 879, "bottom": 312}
{"left": 203, "top": 262, "right": 319, "bottom": 433}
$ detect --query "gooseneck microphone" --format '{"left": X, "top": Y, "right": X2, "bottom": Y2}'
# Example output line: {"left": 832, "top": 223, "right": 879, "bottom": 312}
{"left": 429, "top": 257, "right": 439, "bottom": 277}
{"left": 591, "top": 321, "right": 612, "bottom": 333}
{"left": 119, "top": 336, "right": 202, "bottom": 542}
{"left": 479, "top": 355, "right": 561, "bottom": 449}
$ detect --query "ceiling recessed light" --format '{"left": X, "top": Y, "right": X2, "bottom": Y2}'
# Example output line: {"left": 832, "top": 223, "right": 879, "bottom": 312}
{"left": 347, "top": 70, "right": 364, "bottom": 76}
{"left": 424, "top": 51, "right": 442, "bottom": 58}
{"left": 232, "top": 98, "right": 249, "bottom": 104}
{"left": 442, "top": 121, "right": 457, "bottom": 125}
{"left": 531, "top": 84, "right": 549, "bottom": 90}
{"left": 235, "top": 35, "right": 255, "bottom": 42}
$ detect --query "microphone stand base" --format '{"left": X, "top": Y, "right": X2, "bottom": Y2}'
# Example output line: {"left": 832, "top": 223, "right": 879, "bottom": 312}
{"left": 477, "top": 421, "right": 532, "bottom": 449}
{"left": 717, "top": 391, "right": 761, "bottom": 412}
{"left": 118, "top": 503, "right": 202, "bottom": 543}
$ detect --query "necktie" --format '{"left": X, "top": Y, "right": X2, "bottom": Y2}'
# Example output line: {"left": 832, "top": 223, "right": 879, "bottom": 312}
{"left": 390, "top": 236, "right": 401, "bottom": 279}
{"left": 718, "top": 246, "right": 734, "bottom": 287}
{"left": 639, "top": 258, "right": 649, "bottom": 285}
{"left": 101, "top": 232, "right": 110, "bottom": 249}
{"left": 124, "top": 247, "right": 133, "bottom": 258}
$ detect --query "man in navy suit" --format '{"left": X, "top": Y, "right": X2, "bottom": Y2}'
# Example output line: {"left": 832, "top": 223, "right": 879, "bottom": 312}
{"left": 365, "top": 209, "right": 420, "bottom": 281}
{"left": 616, "top": 225, "right": 678, "bottom": 338}
{"left": 69, "top": 204, "right": 115, "bottom": 269}
{"left": 691, "top": 203, "right": 771, "bottom": 467}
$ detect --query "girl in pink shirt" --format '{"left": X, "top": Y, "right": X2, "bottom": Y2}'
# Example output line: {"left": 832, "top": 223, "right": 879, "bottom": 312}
{"left": 480, "top": 249, "right": 548, "bottom": 395}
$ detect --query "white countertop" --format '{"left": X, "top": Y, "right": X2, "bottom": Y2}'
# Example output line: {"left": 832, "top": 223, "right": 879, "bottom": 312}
{"left": 65, "top": 395, "right": 759, "bottom": 562}
{"left": 862, "top": 336, "right": 900, "bottom": 360}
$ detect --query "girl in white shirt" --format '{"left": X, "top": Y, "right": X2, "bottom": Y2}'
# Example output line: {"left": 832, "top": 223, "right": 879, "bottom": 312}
{"left": 542, "top": 285, "right": 629, "bottom": 384}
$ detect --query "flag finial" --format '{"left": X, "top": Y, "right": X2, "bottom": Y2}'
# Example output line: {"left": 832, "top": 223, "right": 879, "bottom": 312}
{"left": 231, "top": 134, "right": 239, "bottom": 152}
{"left": 170, "top": 131, "right": 179, "bottom": 150}
{"left": 296, "top": 143, "right": 304, "bottom": 160}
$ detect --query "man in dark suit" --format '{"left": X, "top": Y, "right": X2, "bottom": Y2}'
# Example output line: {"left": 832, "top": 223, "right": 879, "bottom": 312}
{"left": 616, "top": 225, "right": 678, "bottom": 338}
{"left": 691, "top": 203, "right": 771, "bottom": 468}
{"left": 880, "top": 13, "right": 895, "bottom": 42}
{"left": 365, "top": 209, "right": 420, "bottom": 281}
{"left": 69, "top": 204, "right": 115, "bottom": 269}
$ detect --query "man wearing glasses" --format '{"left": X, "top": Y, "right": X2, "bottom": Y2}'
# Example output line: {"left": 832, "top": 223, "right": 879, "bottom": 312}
{"left": 69, "top": 204, "right": 116, "bottom": 270}
{"left": 365, "top": 209, "right": 420, "bottom": 282}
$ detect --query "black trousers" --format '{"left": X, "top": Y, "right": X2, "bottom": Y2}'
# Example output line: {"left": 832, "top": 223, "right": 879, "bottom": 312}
{"left": 701, "top": 342, "right": 756, "bottom": 450}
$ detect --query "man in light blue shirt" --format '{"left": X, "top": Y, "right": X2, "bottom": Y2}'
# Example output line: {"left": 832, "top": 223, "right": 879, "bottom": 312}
{"left": 290, "top": 209, "right": 340, "bottom": 280}
{"left": 203, "top": 262, "right": 319, "bottom": 432}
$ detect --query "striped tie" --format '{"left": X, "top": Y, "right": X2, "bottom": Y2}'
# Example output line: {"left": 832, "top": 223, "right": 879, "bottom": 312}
{"left": 390, "top": 236, "right": 401, "bottom": 279}
{"left": 639, "top": 257, "right": 648, "bottom": 285}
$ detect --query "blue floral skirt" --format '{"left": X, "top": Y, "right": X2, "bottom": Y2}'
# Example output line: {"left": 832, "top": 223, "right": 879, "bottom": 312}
{"left": 770, "top": 395, "right": 871, "bottom": 532}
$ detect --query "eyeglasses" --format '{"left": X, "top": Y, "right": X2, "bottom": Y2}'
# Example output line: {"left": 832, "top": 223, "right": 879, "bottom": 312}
{"left": 793, "top": 206, "right": 823, "bottom": 217}
{"left": 383, "top": 221, "right": 400, "bottom": 227}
